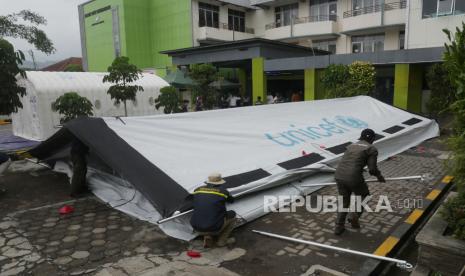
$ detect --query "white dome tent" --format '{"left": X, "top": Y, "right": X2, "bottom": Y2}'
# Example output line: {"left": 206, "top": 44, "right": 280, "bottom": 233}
{"left": 12, "top": 71, "right": 168, "bottom": 141}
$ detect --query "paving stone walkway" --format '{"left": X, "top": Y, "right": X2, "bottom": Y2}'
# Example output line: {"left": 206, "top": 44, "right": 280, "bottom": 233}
{"left": 224, "top": 149, "right": 448, "bottom": 275}
{"left": 0, "top": 145, "right": 449, "bottom": 276}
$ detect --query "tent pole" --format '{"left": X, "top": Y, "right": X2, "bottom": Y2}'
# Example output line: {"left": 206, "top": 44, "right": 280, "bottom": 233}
{"left": 156, "top": 174, "right": 428, "bottom": 224}
{"left": 252, "top": 230, "right": 413, "bottom": 270}
{"left": 157, "top": 209, "right": 193, "bottom": 224}
{"left": 25, "top": 158, "right": 52, "bottom": 169}
{"left": 300, "top": 175, "right": 425, "bottom": 188}
{"left": 157, "top": 178, "right": 304, "bottom": 224}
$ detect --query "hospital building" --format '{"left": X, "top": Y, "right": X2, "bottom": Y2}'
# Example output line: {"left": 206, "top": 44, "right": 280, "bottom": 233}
{"left": 78, "top": 0, "right": 465, "bottom": 112}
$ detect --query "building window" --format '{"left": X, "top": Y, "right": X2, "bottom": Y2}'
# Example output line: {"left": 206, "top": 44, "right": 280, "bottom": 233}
{"left": 351, "top": 34, "right": 384, "bottom": 53}
{"left": 199, "top": 2, "right": 219, "bottom": 28}
{"left": 310, "top": 0, "right": 337, "bottom": 21}
{"left": 312, "top": 40, "right": 337, "bottom": 54}
{"left": 422, "top": 0, "right": 464, "bottom": 18}
{"left": 351, "top": 0, "right": 381, "bottom": 16}
{"left": 399, "top": 31, "right": 405, "bottom": 50}
{"left": 228, "top": 9, "right": 245, "bottom": 32}
{"left": 275, "top": 3, "right": 299, "bottom": 27}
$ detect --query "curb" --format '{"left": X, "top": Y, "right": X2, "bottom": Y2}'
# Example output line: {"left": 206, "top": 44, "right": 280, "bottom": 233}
{"left": 355, "top": 175, "right": 454, "bottom": 276}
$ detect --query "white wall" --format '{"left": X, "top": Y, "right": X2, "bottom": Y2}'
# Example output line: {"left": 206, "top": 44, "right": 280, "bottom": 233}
{"left": 407, "top": 0, "right": 465, "bottom": 49}
{"left": 190, "top": 0, "right": 464, "bottom": 54}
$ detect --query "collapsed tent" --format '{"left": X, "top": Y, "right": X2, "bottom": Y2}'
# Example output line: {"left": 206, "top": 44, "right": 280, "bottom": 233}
{"left": 29, "top": 96, "right": 439, "bottom": 240}
{"left": 13, "top": 71, "right": 168, "bottom": 141}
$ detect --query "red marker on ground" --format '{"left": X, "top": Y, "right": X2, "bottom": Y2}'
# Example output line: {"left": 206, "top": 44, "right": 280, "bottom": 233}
{"left": 59, "top": 205, "right": 74, "bottom": 215}
{"left": 187, "top": 250, "right": 201, "bottom": 258}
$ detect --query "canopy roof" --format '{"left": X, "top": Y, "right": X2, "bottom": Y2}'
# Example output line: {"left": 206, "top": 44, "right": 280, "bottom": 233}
{"left": 20, "top": 71, "right": 168, "bottom": 94}
{"left": 30, "top": 96, "right": 439, "bottom": 240}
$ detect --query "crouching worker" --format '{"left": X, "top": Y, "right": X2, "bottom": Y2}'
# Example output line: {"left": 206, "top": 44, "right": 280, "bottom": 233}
{"left": 334, "top": 129, "right": 385, "bottom": 235}
{"left": 70, "top": 138, "right": 89, "bottom": 197}
{"left": 0, "top": 152, "right": 11, "bottom": 196}
{"left": 190, "top": 173, "right": 236, "bottom": 248}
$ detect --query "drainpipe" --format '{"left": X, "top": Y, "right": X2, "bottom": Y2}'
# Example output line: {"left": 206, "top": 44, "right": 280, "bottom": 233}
{"left": 291, "top": 16, "right": 295, "bottom": 37}
{"left": 380, "top": 0, "right": 385, "bottom": 26}
{"left": 404, "top": 0, "right": 410, "bottom": 49}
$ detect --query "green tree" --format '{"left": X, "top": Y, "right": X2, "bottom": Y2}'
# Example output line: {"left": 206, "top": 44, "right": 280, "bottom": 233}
{"left": 321, "top": 62, "right": 376, "bottom": 98}
{"left": 320, "top": 64, "right": 349, "bottom": 98}
{"left": 0, "top": 39, "right": 26, "bottom": 115}
{"left": 155, "top": 86, "right": 183, "bottom": 114}
{"left": 64, "top": 64, "right": 83, "bottom": 72}
{"left": 425, "top": 63, "right": 456, "bottom": 118}
{"left": 0, "top": 10, "right": 55, "bottom": 115}
{"left": 441, "top": 23, "right": 465, "bottom": 240}
{"left": 0, "top": 10, "right": 55, "bottom": 54}
{"left": 51, "top": 92, "right": 93, "bottom": 124}
{"left": 347, "top": 61, "right": 376, "bottom": 96}
{"left": 189, "top": 63, "right": 218, "bottom": 109}
{"left": 103, "top": 56, "right": 143, "bottom": 117}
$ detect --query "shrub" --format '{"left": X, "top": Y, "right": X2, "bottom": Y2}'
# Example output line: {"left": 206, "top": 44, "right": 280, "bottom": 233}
{"left": 441, "top": 23, "right": 465, "bottom": 240}
{"left": 321, "top": 62, "right": 375, "bottom": 98}
{"left": 155, "top": 86, "right": 183, "bottom": 114}
{"left": 52, "top": 92, "right": 93, "bottom": 124}
{"left": 189, "top": 63, "right": 218, "bottom": 110}
{"left": 425, "top": 63, "right": 456, "bottom": 118}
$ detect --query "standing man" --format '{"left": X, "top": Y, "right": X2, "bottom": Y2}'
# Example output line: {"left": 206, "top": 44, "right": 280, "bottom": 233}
{"left": 0, "top": 152, "right": 11, "bottom": 196}
{"left": 334, "top": 129, "right": 385, "bottom": 235}
{"left": 70, "top": 138, "right": 89, "bottom": 197}
{"left": 190, "top": 173, "right": 236, "bottom": 248}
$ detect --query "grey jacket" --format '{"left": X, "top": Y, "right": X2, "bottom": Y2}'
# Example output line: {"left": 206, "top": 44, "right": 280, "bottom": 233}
{"left": 334, "top": 140, "right": 381, "bottom": 183}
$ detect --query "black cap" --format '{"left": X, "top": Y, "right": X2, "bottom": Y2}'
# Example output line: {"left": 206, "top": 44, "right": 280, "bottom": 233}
{"left": 359, "top": 128, "right": 376, "bottom": 142}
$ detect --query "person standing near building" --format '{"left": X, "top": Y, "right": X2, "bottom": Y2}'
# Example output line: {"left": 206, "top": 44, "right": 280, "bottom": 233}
{"left": 195, "top": 96, "right": 203, "bottom": 111}
{"left": 255, "top": 96, "right": 263, "bottom": 105}
{"left": 334, "top": 129, "right": 385, "bottom": 235}
{"left": 291, "top": 91, "right": 301, "bottom": 102}
{"left": 70, "top": 138, "right": 89, "bottom": 197}
{"left": 0, "top": 152, "right": 11, "bottom": 196}
{"left": 190, "top": 173, "right": 236, "bottom": 248}
{"left": 227, "top": 94, "right": 240, "bottom": 108}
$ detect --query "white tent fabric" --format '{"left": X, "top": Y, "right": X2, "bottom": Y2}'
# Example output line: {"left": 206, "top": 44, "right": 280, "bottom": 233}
{"left": 12, "top": 71, "right": 168, "bottom": 141}
{"left": 83, "top": 96, "right": 438, "bottom": 240}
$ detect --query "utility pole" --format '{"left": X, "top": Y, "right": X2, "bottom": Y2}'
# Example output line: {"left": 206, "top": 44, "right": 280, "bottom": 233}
{"left": 28, "top": 50, "right": 37, "bottom": 70}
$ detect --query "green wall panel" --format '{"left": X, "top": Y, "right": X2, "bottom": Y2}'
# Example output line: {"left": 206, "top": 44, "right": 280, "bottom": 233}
{"left": 252, "top": 57, "right": 266, "bottom": 105}
{"left": 84, "top": 0, "right": 125, "bottom": 72}
{"left": 149, "top": 0, "right": 193, "bottom": 72}
{"left": 123, "top": 0, "right": 152, "bottom": 69}
{"left": 394, "top": 64, "right": 422, "bottom": 113}
{"left": 83, "top": 0, "right": 192, "bottom": 73}
{"left": 304, "top": 69, "right": 325, "bottom": 100}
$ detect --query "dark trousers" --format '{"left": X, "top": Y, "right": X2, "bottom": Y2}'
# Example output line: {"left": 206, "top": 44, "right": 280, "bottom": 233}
{"left": 197, "top": 210, "right": 236, "bottom": 243}
{"left": 335, "top": 179, "right": 370, "bottom": 226}
{"left": 70, "top": 153, "right": 87, "bottom": 196}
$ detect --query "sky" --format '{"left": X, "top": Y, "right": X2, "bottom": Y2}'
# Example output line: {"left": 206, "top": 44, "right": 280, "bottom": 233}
{"left": 1, "top": 0, "right": 89, "bottom": 64}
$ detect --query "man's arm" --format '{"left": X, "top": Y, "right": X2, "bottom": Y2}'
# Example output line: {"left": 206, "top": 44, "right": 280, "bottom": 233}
{"left": 367, "top": 147, "right": 385, "bottom": 182}
{"left": 224, "top": 189, "right": 234, "bottom": 203}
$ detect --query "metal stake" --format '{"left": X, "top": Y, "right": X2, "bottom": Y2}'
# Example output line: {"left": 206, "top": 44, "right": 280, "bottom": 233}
{"left": 301, "top": 174, "right": 429, "bottom": 188}
{"left": 252, "top": 230, "right": 413, "bottom": 270}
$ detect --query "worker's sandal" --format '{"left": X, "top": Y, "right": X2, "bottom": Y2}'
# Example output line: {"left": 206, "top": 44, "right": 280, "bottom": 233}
{"left": 334, "top": 225, "right": 345, "bottom": 235}
{"left": 348, "top": 216, "right": 360, "bottom": 229}
{"left": 203, "top": 235, "right": 214, "bottom": 248}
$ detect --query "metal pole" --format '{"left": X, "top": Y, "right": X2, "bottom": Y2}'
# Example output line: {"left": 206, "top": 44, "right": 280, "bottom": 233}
{"left": 252, "top": 230, "right": 413, "bottom": 270}
{"left": 25, "top": 158, "right": 52, "bottom": 169}
{"left": 301, "top": 175, "right": 423, "bottom": 188}
{"left": 157, "top": 168, "right": 325, "bottom": 224}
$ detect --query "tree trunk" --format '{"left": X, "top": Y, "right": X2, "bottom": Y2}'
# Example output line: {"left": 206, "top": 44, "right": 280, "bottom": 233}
{"left": 124, "top": 101, "right": 127, "bottom": 117}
